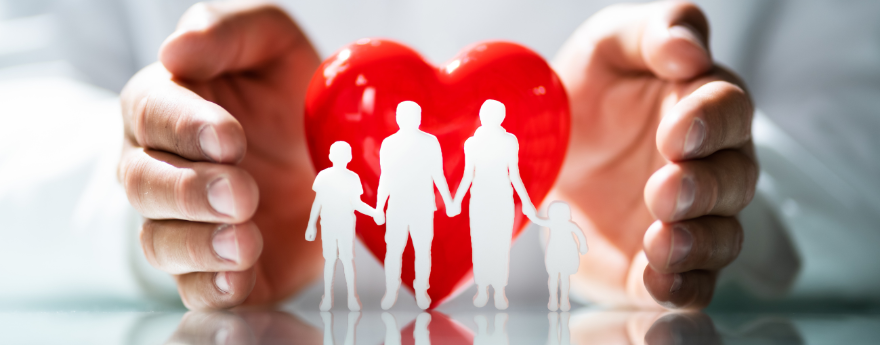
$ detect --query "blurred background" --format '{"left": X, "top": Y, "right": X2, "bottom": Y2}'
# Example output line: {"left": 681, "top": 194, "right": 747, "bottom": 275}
{"left": 1, "top": 0, "right": 879, "bottom": 343}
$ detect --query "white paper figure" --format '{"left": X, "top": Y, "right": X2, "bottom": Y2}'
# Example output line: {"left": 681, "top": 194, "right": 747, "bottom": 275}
{"left": 381, "top": 312, "right": 432, "bottom": 345}
{"left": 451, "top": 99, "right": 537, "bottom": 310}
{"left": 320, "top": 311, "right": 361, "bottom": 345}
{"left": 374, "top": 101, "right": 455, "bottom": 310}
{"left": 530, "top": 201, "right": 588, "bottom": 312}
{"left": 474, "top": 313, "right": 509, "bottom": 345}
{"left": 546, "top": 312, "right": 571, "bottom": 345}
{"left": 306, "top": 141, "right": 381, "bottom": 311}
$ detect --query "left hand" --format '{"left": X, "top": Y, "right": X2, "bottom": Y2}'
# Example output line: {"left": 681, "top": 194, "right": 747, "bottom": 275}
{"left": 305, "top": 225, "right": 317, "bottom": 241}
{"left": 121, "top": 2, "right": 323, "bottom": 309}
{"left": 551, "top": 1, "right": 753, "bottom": 309}
{"left": 446, "top": 202, "right": 461, "bottom": 217}
{"left": 521, "top": 201, "right": 537, "bottom": 219}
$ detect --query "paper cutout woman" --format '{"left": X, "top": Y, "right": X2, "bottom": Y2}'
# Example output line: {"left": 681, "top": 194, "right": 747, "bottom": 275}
{"left": 452, "top": 99, "right": 537, "bottom": 310}
{"left": 306, "top": 141, "right": 381, "bottom": 311}
{"left": 530, "top": 201, "right": 588, "bottom": 311}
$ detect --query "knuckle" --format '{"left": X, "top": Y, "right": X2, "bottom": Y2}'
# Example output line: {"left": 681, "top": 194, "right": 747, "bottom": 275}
{"left": 139, "top": 222, "right": 159, "bottom": 267}
{"left": 173, "top": 168, "right": 201, "bottom": 220}
{"left": 120, "top": 152, "right": 149, "bottom": 210}
{"left": 183, "top": 228, "right": 205, "bottom": 271}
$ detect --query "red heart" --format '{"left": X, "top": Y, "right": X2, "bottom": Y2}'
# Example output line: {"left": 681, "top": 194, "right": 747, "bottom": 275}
{"left": 304, "top": 39, "right": 570, "bottom": 308}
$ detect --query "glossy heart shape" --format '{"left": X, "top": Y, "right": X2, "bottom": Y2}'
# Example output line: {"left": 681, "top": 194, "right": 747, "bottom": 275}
{"left": 304, "top": 39, "right": 569, "bottom": 308}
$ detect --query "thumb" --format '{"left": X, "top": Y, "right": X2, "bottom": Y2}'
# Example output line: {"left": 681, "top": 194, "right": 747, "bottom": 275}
{"left": 159, "top": 1, "right": 314, "bottom": 80}
{"left": 640, "top": 1, "right": 712, "bottom": 80}
{"left": 556, "top": 1, "right": 712, "bottom": 82}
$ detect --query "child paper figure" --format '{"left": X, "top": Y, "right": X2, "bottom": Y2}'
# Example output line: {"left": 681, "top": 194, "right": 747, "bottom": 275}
{"left": 451, "top": 99, "right": 537, "bottom": 310}
{"left": 530, "top": 201, "right": 588, "bottom": 312}
{"left": 306, "top": 141, "right": 381, "bottom": 311}
{"left": 374, "top": 101, "right": 455, "bottom": 310}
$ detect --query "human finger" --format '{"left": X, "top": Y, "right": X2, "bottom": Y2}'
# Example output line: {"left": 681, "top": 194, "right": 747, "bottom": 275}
{"left": 140, "top": 220, "right": 263, "bottom": 274}
{"left": 644, "top": 312, "right": 721, "bottom": 345}
{"left": 657, "top": 80, "right": 753, "bottom": 161}
{"left": 165, "top": 311, "right": 257, "bottom": 344}
{"left": 160, "top": 1, "right": 311, "bottom": 80}
{"left": 643, "top": 267, "right": 716, "bottom": 309}
{"left": 642, "top": 218, "right": 742, "bottom": 274}
{"left": 176, "top": 268, "right": 257, "bottom": 310}
{"left": 121, "top": 63, "right": 247, "bottom": 163}
{"left": 119, "top": 146, "right": 259, "bottom": 222}
{"left": 644, "top": 150, "right": 758, "bottom": 222}
{"left": 554, "top": 1, "right": 711, "bottom": 81}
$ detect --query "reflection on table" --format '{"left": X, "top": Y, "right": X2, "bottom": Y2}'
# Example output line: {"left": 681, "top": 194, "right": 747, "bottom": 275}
{"left": 159, "top": 308, "right": 806, "bottom": 345}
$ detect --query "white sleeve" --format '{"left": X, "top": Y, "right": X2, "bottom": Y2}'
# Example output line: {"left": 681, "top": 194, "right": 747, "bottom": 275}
{"left": 719, "top": 111, "right": 880, "bottom": 301}
{"left": 0, "top": 78, "right": 179, "bottom": 308}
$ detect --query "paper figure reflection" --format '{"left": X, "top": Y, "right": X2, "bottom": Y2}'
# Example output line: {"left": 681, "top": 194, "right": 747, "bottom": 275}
{"left": 546, "top": 312, "right": 571, "bottom": 345}
{"left": 474, "top": 313, "right": 509, "bottom": 345}
{"left": 321, "top": 311, "right": 361, "bottom": 345}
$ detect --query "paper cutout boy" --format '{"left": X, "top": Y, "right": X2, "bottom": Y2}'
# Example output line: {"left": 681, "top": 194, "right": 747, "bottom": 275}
{"left": 529, "top": 201, "right": 588, "bottom": 312}
{"left": 306, "top": 141, "right": 382, "bottom": 311}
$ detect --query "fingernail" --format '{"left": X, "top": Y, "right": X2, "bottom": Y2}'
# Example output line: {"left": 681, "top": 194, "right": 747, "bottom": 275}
{"left": 215, "top": 272, "right": 230, "bottom": 294}
{"left": 667, "top": 225, "right": 693, "bottom": 267}
{"left": 683, "top": 117, "right": 706, "bottom": 158}
{"left": 208, "top": 177, "right": 236, "bottom": 217}
{"left": 212, "top": 225, "right": 240, "bottom": 263}
{"left": 669, "top": 273, "right": 683, "bottom": 293}
{"left": 669, "top": 23, "right": 707, "bottom": 54}
{"left": 199, "top": 125, "right": 223, "bottom": 162}
{"left": 674, "top": 175, "right": 695, "bottom": 220}
{"left": 215, "top": 326, "right": 229, "bottom": 345}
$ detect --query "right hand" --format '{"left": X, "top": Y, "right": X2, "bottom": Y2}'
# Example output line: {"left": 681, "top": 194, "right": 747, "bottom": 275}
{"left": 121, "top": 1, "right": 323, "bottom": 309}
{"left": 305, "top": 225, "right": 317, "bottom": 242}
{"left": 446, "top": 202, "right": 461, "bottom": 217}
{"left": 373, "top": 211, "right": 386, "bottom": 225}
{"left": 551, "top": 1, "right": 753, "bottom": 309}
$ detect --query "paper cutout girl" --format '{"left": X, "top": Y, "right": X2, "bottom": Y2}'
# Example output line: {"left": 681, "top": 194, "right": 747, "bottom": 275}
{"left": 530, "top": 201, "right": 588, "bottom": 311}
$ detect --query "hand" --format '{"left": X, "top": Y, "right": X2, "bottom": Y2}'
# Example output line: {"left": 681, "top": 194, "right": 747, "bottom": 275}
{"left": 521, "top": 201, "right": 537, "bottom": 219}
{"left": 446, "top": 202, "right": 461, "bottom": 217}
{"left": 551, "top": 1, "right": 752, "bottom": 309}
{"left": 120, "top": 2, "right": 323, "bottom": 309}
{"left": 373, "top": 211, "right": 386, "bottom": 225}
{"left": 305, "top": 225, "right": 317, "bottom": 242}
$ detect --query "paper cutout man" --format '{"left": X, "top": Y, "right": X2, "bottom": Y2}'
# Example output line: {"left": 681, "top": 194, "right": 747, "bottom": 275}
{"left": 374, "top": 101, "right": 455, "bottom": 310}
{"left": 306, "top": 141, "right": 381, "bottom": 311}
{"left": 451, "top": 99, "right": 537, "bottom": 310}
{"left": 530, "top": 201, "right": 588, "bottom": 312}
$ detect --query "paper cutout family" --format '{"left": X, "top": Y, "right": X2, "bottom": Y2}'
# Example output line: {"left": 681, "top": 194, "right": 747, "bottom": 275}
{"left": 305, "top": 100, "right": 589, "bottom": 312}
